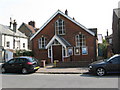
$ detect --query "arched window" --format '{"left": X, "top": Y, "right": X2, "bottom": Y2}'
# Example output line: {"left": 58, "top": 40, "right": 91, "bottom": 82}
{"left": 38, "top": 37, "right": 46, "bottom": 49}
{"left": 75, "top": 34, "right": 86, "bottom": 47}
{"left": 55, "top": 19, "right": 65, "bottom": 35}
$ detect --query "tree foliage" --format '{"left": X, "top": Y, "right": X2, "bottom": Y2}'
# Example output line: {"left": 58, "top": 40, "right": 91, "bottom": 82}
{"left": 98, "top": 40, "right": 108, "bottom": 59}
{"left": 15, "top": 50, "right": 33, "bottom": 57}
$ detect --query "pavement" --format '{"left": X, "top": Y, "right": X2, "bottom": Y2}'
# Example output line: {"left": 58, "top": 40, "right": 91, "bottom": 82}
{"left": 0, "top": 63, "right": 89, "bottom": 74}
{"left": 36, "top": 64, "right": 89, "bottom": 74}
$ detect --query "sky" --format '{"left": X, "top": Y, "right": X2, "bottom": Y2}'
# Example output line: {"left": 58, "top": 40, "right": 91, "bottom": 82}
{"left": 0, "top": 0, "right": 119, "bottom": 37}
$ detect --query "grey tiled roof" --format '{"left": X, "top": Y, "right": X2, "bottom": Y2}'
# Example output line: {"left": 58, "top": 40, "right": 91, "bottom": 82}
{"left": 0, "top": 24, "right": 27, "bottom": 38}
{"left": 57, "top": 35, "right": 71, "bottom": 47}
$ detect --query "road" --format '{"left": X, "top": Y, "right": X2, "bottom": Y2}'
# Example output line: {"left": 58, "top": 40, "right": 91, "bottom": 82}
{"left": 2, "top": 73, "right": 119, "bottom": 88}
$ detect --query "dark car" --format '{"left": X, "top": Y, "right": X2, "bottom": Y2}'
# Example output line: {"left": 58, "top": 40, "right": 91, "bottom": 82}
{"left": 89, "top": 54, "right": 120, "bottom": 76}
{"left": 1, "top": 56, "right": 40, "bottom": 74}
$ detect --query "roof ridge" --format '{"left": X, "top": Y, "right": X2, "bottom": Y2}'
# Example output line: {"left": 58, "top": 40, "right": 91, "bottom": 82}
{"left": 30, "top": 10, "right": 95, "bottom": 40}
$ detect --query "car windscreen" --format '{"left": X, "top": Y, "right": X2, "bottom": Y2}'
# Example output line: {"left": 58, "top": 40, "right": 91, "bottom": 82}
{"left": 107, "top": 55, "right": 120, "bottom": 62}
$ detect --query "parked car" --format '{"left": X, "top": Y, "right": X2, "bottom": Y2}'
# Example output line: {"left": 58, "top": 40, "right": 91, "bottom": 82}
{"left": 1, "top": 56, "right": 40, "bottom": 74}
{"left": 89, "top": 54, "right": 120, "bottom": 76}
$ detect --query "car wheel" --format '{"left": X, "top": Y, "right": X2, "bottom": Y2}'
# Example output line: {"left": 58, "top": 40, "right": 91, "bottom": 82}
{"left": 21, "top": 68, "right": 28, "bottom": 74}
{"left": 1, "top": 67, "right": 6, "bottom": 73}
{"left": 96, "top": 68, "right": 106, "bottom": 76}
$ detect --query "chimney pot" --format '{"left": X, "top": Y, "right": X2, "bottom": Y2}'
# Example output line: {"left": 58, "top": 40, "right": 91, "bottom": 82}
{"left": 13, "top": 19, "right": 17, "bottom": 32}
{"left": 107, "top": 29, "right": 108, "bottom": 36}
{"left": 65, "top": 9, "right": 68, "bottom": 15}
{"left": 28, "top": 21, "right": 35, "bottom": 27}
{"left": 73, "top": 17, "right": 75, "bottom": 20}
{"left": 10, "top": 17, "right": 12, "bottom": 28}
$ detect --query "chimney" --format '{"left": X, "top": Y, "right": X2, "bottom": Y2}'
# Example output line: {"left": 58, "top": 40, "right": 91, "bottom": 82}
{"left": 65, "top": 9, "right": 68, "bottom": 15}
{"left": 107, "top": 29, "right": 108, "bottom": 36}
{"left": 73, "top": 17, "right": 75, "bottom": 20}
{"left": 13, "top": 20, "right": 17, "bottom": 32}
{"left": 9, "top": 17, "right": 12, "bottom": 28}
{"left": 28, "top": 21, "right": 35, "bottom": 27}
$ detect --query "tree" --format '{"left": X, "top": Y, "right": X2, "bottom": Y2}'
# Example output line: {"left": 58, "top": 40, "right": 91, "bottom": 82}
{"left": 98, "top": 40, "right": 108, "bottom": 59}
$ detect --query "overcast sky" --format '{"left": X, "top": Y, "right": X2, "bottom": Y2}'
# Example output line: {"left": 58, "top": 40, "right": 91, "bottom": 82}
{"left": 0, "top": 0, "right": 119, "bottom": 37}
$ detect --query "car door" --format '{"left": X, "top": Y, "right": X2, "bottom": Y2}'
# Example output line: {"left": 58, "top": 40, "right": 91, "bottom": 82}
{"left": 5, "top": 59, "right": 16, "bottom": 72}
{"left": 117, "top": 56, "right": 120, "bottom": 72}
{"left": 13, "top": 58, "right": 23, "bottom": 72}
{"left": 107, "top": 57, "right": 119, "bottom": 73}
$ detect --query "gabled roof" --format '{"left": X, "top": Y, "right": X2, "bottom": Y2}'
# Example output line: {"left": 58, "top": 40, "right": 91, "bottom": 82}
{"left": 46, "top": 35, "right": 71, "bottom": 49}
{"left": 19, "top": 23, "right": 36, "bottom": 34}
{"left": 30, "top": 10, "right": 95, "bottom": 40}
{"left": 0, "top": 24, "right": 27, "bottom": 38}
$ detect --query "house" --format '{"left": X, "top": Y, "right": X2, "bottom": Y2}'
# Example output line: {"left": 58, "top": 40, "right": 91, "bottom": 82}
{"left": 30, "top": 10, "right": 97, "bottom": 66}
{"left": 105, "top": 34, "right": 113, "bottom": 45}
{"left": 0, "top": 31, "right": 3, "bottom": 62}
{"left": 18, "top": 21, "right": 39, "bottom": 49}
{"left": 0, "top": 19, "right": 28, "bottom": 62}
{"left": 105, "top": 30, "right": 113, "bottom": 58}
{"left": 112, "top": 8, "right": 120, "bottom": 54}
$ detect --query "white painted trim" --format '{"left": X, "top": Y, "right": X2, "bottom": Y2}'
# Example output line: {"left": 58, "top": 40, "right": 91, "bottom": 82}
{"left": 30, "top": 10, "right": 95, "bottom": 40}
{"left": 51, "top": 45, "right": 53, "bottom": 63}
{"left": 48, "top": 42, "right": 68, "bottom": 63}
{"left": 46, "top": 35, "right": 66, "bottom": 49}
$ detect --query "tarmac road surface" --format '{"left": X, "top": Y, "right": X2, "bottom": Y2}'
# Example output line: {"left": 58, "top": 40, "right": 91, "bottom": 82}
{"left": 2, "top": 73, "right": 119, "bottom": 88}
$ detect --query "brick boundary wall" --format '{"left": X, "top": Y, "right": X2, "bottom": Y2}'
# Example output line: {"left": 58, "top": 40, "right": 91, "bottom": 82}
{"left": 56, "top": 61, "right": 92, "bottom": 68}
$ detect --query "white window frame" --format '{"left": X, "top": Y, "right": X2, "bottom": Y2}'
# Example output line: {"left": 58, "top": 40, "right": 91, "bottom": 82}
{"left": 23, "top": 43, "right": 25, "bottom": 48}
{"left": 74, "top": 47, "right": 80, "bottom": 55}
{"left": 55, "top": 19, "right": 65, "bottom": 35}
{"left": 6, "top": 41, "right": 10, "bottom": 48}
{"left": 38, "top": 37, "right": 46, "bottom": 49}
{"left": 75, "top": 34, "right": 86, "bottom": 47}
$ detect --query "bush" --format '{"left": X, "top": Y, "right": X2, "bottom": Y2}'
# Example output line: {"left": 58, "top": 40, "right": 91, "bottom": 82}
{"left": 15, "top": 50, "right": 33, "bottom": 57}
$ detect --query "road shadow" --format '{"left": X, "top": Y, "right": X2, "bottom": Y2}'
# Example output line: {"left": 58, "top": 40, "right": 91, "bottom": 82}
{"left": 1, "top": 72, "right": 34, "bottom": 75}
{"left": 80, "top": 73, "right": 120, "bottom": 78}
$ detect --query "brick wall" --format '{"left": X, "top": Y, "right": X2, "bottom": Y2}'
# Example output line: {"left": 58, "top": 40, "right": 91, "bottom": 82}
{"left": 32, "top": 13, "right": 97, "bottom": 63}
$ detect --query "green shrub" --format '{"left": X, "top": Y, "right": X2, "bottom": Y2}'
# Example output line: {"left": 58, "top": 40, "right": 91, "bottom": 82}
{"left": 15, "top": 50, "right": 33, "bottom": 57}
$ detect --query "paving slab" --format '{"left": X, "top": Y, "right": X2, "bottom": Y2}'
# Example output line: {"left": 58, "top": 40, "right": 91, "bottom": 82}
{"left": 36, "top": 65, "right": 89, "bottom": 74}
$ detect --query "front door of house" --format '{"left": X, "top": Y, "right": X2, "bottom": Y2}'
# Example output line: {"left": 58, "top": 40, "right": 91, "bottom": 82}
{"left": 52, "top": 45, "right": 62, "bottom": 62}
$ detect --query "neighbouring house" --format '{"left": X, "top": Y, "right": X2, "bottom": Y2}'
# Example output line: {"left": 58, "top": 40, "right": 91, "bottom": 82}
{"left": 105, "top": 30, "right": 113, "bottom": 58}
{"left": 18, "top": 21, "right": 39, "bottom": 50}
{"left": 112, "top": 8, "right": 120, "bottom": 54}
{"left": 30, "top": 10, "right": 97, "bottom": 67}
{"left": 0, "top": 19, "right": 28, "bottom": 62}
{"left": 0, "top": 31, "right": 3, "bottom": 62}
{"left": 105, "top": 30, "right": 112, "bottom": 45}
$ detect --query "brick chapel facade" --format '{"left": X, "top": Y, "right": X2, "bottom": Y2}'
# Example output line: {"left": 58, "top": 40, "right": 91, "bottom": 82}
{"left": 30, "top": 10, "right": 97, "bottom": 64}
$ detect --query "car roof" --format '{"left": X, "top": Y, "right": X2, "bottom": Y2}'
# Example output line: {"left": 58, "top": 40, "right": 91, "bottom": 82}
{"left": 109, "top": 54, "right": 120, "bottom": 60}
{"left": 14, "top": 56, "right": 33, "bottom": 59}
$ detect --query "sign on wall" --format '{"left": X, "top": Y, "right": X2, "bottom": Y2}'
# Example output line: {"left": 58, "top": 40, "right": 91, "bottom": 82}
{"left": 82, "top": 47, "right": 88, "bottom": 55}
{"left": 68, "top": 47, "right": 73, "bottom": 56}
